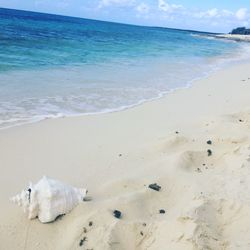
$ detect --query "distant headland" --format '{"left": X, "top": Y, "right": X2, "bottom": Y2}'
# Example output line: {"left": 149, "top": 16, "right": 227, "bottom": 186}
{"left": 230, "top": 27, "right": 250, "bottom": 35}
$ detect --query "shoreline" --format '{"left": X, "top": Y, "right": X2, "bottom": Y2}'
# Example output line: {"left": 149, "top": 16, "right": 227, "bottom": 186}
{"left": 1, "top": 47, "right": 249, "bottom": 131}
{"left": 215, "top": 34, "right": 250, "bottom": 42}
{"left": 2, "top": 62, "right": 250, "bottom": 249}
{"left": 0, "top": 80, "right": 193, "bottom": 131}
{"left": 0, "top": 68, "right": 213, "bottom": 130}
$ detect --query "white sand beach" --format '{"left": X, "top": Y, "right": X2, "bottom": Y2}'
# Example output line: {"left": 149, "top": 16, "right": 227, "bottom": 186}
{"left": 1, "top": 63, "right": 250, "bottom": 249}
{"left": 215, "top": 34, "right": 250, "bottom": 42}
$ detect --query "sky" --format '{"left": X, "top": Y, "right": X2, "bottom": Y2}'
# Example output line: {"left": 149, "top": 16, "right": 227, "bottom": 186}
{"left": 0, "top": 0, "right": 250, "bottom": 32}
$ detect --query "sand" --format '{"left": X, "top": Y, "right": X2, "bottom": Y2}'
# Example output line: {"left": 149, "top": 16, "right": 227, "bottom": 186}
{"left": 215, "top": 34, "right": 250, "bottom": 42}
{"left": 1, "top": 63, "right": 250, "bottom": 249}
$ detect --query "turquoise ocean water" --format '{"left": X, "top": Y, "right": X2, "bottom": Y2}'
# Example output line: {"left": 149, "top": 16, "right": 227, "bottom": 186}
{"left": 0, "top": 8, "right": 250, "bottom": 128}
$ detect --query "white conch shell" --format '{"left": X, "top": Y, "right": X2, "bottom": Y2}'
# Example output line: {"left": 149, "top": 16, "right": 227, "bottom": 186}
{"left": 10, "top": 176, "right": 88, "bottom": 223}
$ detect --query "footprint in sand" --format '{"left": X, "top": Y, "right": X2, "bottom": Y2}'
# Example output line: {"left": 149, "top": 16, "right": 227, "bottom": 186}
{"left": 178, "top": 150, "right": 211, "bottom": 173}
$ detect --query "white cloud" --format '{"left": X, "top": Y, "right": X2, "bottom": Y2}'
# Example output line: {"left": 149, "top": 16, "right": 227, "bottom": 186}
{"left": 235, "top": 8, "right": 248, "bottom": 21}
{"left": 195, "top": 8, "right": 219, "bottom": 18}
{"left": 136, "top": 3, "right": 149, "bottom": 14}
{"left": 221, "top": 9, "right": 234, "bottom": 17}
{"left": 206, "top": 8, "right": 218, "bottom": 17}
{"left": 158, "top": 0, "right": 183, "bottom": 13}
{"left": 98, "top": 0, "right": 135, "bottom": 8}
{"left": 194, "top": 8, "right": 245, "bottom": 20}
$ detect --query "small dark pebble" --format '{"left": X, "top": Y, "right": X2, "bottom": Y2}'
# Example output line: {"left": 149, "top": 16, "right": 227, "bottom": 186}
{"left": 239, "top": 119, "right": 243, "bottom": 122}
{"left": 203, "top": 163, "right": 206, "bottom": 166}
{"left": 197, "top": 168, "right": 201, "bottom": 173}
{"left": 83, "top": 227, "right": 87, "bottom": 233}
{"left": 119, "top": 154, "right": 122, "bottom": 157}
{"left": 207, "top": 149, "right": 212, "bottom": 156}
{"left": 140, "top": 231, "right": 144, "bottom": 236}
{"left": 89, "top": 221, "right": 93, "bottom": 227}
{"left": 113, "top": 210, "right": 122, "bottom": 219}
{"left": 142, "top": 223, "right": 147, "bottom": 227}
{"left": 175, "top": 131, "right": 179, "bottom": 134}
{"left": 207, "top": 140, "right": 212, "bottom": 145}
{"left": 79, "top": 240, "right": 84, "bottom": 247}
{"left": 148, "top": 183, "right": 161, "bottom": 192}
{"left": 79, "top": 237, "right": 87, "bottom": 247}
{"left": 159, "top": 209, "right": 166, "bottom": 214}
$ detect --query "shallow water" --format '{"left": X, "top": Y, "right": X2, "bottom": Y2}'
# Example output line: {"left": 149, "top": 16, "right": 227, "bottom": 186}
{"left": 0, "top": 8, "right": 249, "bottom": 128}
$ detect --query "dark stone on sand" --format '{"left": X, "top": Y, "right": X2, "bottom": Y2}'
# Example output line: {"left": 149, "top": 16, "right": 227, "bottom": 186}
{"left": 148, "top": 183, "right": 161, "bottom": 191}
{"left": 113, "top": 210, "right": 122, "bottom": 219}
{"left": 207, "top": 140, "right": 212, "bottom": 145}
{"left": 159, "top": 209, "right": 166, "bottom": 214}
{"left": 119, "top": 154, "right": 122, "bottom": 157}
{"left": 239, "top": 119, "right": 243, "bottom": 122}
{"left": 79, "top": 240, "right": 84, "bottom": 247}
{"left": 79, "top": 237, "right": 87, "bottom": 246}
{"left": 207, "top": 149, "right": 212, "bottom": 156}
{"left": 89, "top": 221, "right": 93, "bottom": 227}
{"left": 140, "top": 231, "right": 144, "bottom": 236}
{"left": 175, "top": 131, "right": 179, "bottom": 134}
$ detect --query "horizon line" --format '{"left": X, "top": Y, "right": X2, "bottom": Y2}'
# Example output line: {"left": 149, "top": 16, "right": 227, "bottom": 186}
{"left": 0, "top": 6, "right": 223, "bottom": 34}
